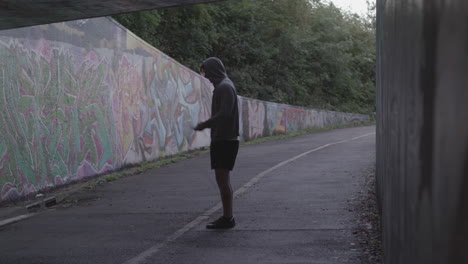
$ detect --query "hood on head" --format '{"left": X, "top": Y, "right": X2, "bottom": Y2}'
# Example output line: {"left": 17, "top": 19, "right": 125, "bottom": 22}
{"left": 201, "top": 57, "right": 227, "bottom": 84}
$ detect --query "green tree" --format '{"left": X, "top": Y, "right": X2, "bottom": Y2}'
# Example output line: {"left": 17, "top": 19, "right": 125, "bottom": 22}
{"left": 113, "top": 0, "right": 376, "bottom": 114}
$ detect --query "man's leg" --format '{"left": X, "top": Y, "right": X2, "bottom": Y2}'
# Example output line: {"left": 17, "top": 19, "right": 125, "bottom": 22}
{"left": 206, "top": 141, "right": 237, "bottom": 229}
{"left": 215, "top": 168, "right": 233, "bottom": 218}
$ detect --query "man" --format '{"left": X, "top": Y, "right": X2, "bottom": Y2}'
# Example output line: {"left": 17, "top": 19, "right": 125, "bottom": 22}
{"left": 194, "top": 57, "right": 239, "bottom": 229}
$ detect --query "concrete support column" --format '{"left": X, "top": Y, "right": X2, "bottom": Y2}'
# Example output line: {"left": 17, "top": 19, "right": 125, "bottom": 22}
{"left": 377, "top": 0, "right": 468, "bottom": 263}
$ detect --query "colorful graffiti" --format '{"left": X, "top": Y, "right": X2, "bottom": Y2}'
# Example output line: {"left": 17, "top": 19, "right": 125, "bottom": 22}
{"left": 239, "top": 99, "right": 368, "bottom": 142}
{"left": 0, "top": 17, "right": 368, "bottom": 202}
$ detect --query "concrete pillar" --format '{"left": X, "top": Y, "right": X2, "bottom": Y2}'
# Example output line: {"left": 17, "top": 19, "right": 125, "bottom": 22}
{"left": 376, "top": 0, "right": 468, "bottom": 263}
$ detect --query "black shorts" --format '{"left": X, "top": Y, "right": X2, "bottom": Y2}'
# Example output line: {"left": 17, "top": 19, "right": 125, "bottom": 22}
{"left": 210, "top": 140, "right": 239, "bottom": 170}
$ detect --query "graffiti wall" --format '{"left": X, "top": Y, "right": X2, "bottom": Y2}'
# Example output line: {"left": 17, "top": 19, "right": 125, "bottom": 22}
{"left": 238, "top": 98, "right": 369, "bottom": 141}
{"left": 0, "top": 17, "right": 368, "bottom": 202}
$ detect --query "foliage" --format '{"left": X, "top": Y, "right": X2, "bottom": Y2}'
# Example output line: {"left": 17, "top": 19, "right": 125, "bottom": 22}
{"left": 113, "top": 0, "right": 376, "bottom": 114}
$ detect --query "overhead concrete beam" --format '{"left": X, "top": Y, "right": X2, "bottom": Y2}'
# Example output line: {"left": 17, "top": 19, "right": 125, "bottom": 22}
{"left": 0, "top": 0, "right": 226, "bottom": 30}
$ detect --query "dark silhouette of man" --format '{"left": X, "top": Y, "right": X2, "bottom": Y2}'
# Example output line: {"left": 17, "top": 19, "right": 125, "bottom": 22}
{"left": 194, "top": 57, "right": 239, "bottom": 229}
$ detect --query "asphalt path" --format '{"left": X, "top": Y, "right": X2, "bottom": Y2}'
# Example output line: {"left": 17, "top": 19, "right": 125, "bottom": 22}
{"left": 0, "top": 126, "right": 376, "bottom": 264}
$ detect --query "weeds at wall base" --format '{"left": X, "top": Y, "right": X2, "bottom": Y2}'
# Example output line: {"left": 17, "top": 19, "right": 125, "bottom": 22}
{"left": 242, "top": 121, "right": 375, "bottom": 146}
{"left": 0, "top": 122, "right": 374, "bottom": 208}
{"left": 74, "top": 121, "right": 374, "bottom": 193}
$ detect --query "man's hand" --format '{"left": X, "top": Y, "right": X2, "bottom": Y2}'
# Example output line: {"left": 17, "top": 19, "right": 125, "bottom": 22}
{"left": 193, "top": 122, "right": 205, "bottom": 131}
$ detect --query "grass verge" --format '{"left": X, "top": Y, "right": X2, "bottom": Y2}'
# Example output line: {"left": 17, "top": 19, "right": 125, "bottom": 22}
{"left": 242, "top": 121, "right": 375, "bottom": 146}
{"left": 88, "top": 121, "right": 375, "bottom": 187}
{"left": 1, "top": 121, "right": 374, "bottom": 207}
{"left": 83, "top": 122, "right": 375, "bottom": 190}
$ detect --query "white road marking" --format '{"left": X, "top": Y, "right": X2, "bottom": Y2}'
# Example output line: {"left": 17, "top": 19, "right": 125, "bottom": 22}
{"left": 0, "top": 213, "right": 37, "bottom": 228}
{"left": 122, "top": 132, "right": 375, "bottom": 264}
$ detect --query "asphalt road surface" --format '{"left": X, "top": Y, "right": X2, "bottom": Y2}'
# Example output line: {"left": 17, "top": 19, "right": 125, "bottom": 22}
{"left": 0, "top": 126, "right": 376, "bottom": 264}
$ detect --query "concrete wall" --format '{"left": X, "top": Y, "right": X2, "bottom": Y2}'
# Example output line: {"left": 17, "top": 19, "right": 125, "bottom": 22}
{"left": 0, "top": 17, "right": 368, "bottom": 202}
{"left": 376, "top": 0, "right": 468, "bottom": 263}
{"left": 238, "top": 98, "right": 368, "bottom": 142}
{"left": 0, "top": 0, "right": 227, "bottom": 30}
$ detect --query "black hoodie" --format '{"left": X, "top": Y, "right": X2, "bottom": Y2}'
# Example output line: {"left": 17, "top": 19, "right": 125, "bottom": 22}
{"left": 200, "top": 57, "right": 239, "bottom": 141}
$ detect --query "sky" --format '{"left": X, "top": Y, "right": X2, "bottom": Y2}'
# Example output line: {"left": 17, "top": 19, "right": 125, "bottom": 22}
{"left": 325, "top": 0, "right": 373, "bottom": 16}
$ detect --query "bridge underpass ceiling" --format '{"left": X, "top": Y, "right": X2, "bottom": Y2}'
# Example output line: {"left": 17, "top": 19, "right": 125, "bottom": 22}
{"left": 0, "top": 0, "right": 225, "bottom": 30}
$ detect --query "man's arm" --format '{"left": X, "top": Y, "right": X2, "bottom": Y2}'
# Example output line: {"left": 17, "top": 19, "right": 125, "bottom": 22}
{"left": 194, "top": 85, "right": 235, "bottom": 131}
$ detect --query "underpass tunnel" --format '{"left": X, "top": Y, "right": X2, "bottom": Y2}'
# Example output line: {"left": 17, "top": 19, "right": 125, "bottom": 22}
{"left": 1, "top": 0, "right": 467, "bottom": 263}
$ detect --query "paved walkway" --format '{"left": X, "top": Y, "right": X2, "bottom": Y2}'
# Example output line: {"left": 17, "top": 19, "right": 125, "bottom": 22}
{"left": 0, "top": 126, "right": 375, "bottom": 264}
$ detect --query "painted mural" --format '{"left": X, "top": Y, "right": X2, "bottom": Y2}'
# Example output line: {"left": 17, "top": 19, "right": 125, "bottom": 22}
{"left": 0, "top": 17, "right": 368, "bottom": 202}
{"left": 239, "top": 98, "right": 369, "bottom": 141}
